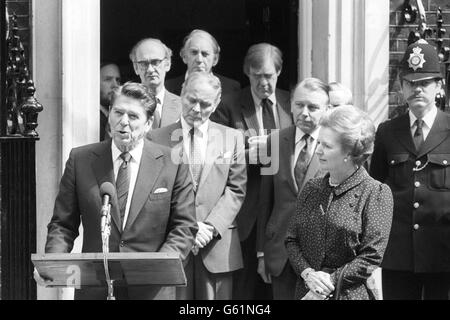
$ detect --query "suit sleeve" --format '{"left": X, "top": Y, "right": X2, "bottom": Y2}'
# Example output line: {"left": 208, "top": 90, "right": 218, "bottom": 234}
{"left": 159, "top": 162, "right": 198, "bottom": 260}
{"left": 210, "top": 100, "right": 232, "bottom": 127}
{"left": 45, "top": 149, "right": 81, "bottom": 253}
{"left": 330, "top": 183, "right": 393, "bottom": 289}
{"left": 256, "top": 133, "right": 276, "bottom": 252}
{"left": 369, "top": 122, "right": 389, "bottom": 182}
{"left": 285, "top": 181, "right": 315, "bottom": 277}
{"left": 205, "top": 131, "right": 247, "bottom": 237}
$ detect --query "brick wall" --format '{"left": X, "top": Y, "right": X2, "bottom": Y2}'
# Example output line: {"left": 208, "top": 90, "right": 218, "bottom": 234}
{"left": 389, "top": 0, "right": 450, "bottom": 118}
{"left": 1, "top": 0, "right": 31, "bottom": 300}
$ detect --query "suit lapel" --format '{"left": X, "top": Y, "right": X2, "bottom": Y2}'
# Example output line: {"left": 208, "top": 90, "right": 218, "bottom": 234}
{"left": 198, "top": 123, "right": 223, "bottom": 188}
{"left": 91, "top": 140, "right": 121, "bottom": 233}
{"left": 124, "top": 140, "right": 164, "bottom": 231}
{"left": 161, "top": 91, "right": 180, "bottom": 127}
{"left": 276, "top": 90, "right": 292, "bottom": 129}
{"left": 418, "top": 110, "right": 450, "bottom": 158}
{"left": 394, "top": 114, "right": 417, "bottom": 155}
{"left": 281, "top": 127, "right": 298, "bottom": 194}
{"left": 241, "top": 88, "right": 260, "bottom": 134}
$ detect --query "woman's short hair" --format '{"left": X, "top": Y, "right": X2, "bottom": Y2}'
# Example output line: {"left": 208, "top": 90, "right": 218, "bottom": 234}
{"left": 243, "top": 43, "right": 283, "bottom": 76}
{"left": 110, "top": 82, "right": 156, "bottom": 120}
{"left": 320, "top": 105, "right": 375, "bottom": 166}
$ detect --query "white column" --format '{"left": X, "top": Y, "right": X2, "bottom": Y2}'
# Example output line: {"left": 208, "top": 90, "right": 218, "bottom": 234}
{"left": 62, "top": 0, "right": 100, "bottom": 160}
{"left": 33, "top": 0, "right": 63, "bottom": 301}
{"left": 298, "top": 0, "right": 389, "bottom": 125}
{"left": 33, "top": 0, "right": 100, "bottom": 300}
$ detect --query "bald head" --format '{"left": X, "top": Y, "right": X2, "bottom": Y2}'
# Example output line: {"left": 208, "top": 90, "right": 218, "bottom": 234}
{"left": 129, "top": 38, "right": 173, "bottom": 94}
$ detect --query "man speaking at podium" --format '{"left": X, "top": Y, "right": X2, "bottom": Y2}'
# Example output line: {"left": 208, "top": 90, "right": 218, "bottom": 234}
{"left": 42, "top": 82, "right": 197, "bottom": 299}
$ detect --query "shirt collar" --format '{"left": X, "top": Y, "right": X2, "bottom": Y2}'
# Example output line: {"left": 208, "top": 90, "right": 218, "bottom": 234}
{"left": 295, "top": 126, "right": 319, "bottom": 144}
{"left": 326, "top": 165, "right": 368, "bottom": 196}
{"left": 180, "top": 116, "right": 209, "bottom": 137}
{"left": 251, "top": 89, "right": 276, "bottom": 109}
{"left": 155, "top": 87, "right": 165, "bottom": 105}
{"left": 111, "top": 138, "right": 144, "bottom": 163}
{"left": 409, "top": 106, "right": 437, "bottom": 129}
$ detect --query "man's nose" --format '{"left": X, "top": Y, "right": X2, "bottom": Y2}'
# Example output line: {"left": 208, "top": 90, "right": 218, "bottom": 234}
{"left": 301, "top": 107, "right": 309, "bottom": 116}
{"left": 119, "top": 114, "right": 129, "bottom": 125}
{"left": 192, "top": 103, "right": 201, "bottom": 113}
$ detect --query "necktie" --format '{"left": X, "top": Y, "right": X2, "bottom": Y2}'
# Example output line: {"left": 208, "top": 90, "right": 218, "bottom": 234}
{"left": 189, "top": 128, "right": 203, "bottom": 191}
{"left": 413, "top": 119, "right": 424, "bottom": 150}
{"left": 294, "top": 134, "right": 312, "bottom": 189}
{"left": 116, "top": 152, "right": 131, "bottom": 228}
{"left": 261, "top": 98, "right": 276, "bottom": 134}
{"left": 152, "top": 98, "right": 161, "bottom": 129}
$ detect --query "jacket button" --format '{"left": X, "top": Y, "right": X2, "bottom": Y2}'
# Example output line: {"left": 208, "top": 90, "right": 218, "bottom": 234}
{"left": 415, "top": 160, "right": 421, "bottom": 166}
{"left": 120, "top": 241, "right": 125, "bottom": 247}
{"left": 390, "top": 160, "right": 395, "bottom": 165}
{"left": 444, "top": 160, "right": 448, "bottom": 165}
{"left": 413, "top": 202, "right": 420, "bottom": 209}
{"left": 414, "top": 182, "right": 421, "bottom": 188}
{"left": 413, "top": 224, "right": 419, "bottom": 230}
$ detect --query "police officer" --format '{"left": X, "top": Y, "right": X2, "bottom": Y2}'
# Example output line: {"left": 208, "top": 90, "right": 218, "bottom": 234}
{"left": 370, "top": 39, "right": 450, "bottom": 300}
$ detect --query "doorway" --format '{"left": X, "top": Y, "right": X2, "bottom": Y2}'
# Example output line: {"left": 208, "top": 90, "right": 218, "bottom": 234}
{"left": 101, "top": 0, "right": 299, "bottom": 91}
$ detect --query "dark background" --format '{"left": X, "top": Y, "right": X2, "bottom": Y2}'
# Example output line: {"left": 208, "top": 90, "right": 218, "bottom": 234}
{"left": 101, "top": 0, "right": 299, "bottom": 91}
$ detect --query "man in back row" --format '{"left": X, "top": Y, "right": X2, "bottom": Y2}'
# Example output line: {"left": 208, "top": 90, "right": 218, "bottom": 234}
{"left": 130, "top": 38, "right": 181, "bottom": 129}
{"left": 166, "top": 29, "right": 241, "bottom": 97}
{"left": 211, "top": 42, "right": 293, "bottom": 299}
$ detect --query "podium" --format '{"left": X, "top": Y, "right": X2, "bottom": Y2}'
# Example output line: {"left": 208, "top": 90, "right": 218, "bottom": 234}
{"left": 31, "top": 252, "right": 186, "bottom": 288}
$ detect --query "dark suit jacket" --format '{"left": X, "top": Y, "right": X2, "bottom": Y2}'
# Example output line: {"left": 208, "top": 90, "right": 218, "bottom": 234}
{"left": 370, "top": 110, "right": 450, "bottom": 273}
{"left": 100, "top": 110, "right": 108, "bottom": 141}
{"left": 159, "top": 90, "right": 182, "bottom": 128}
{"left": 210, "top": 86, "right": 293, "bottom": 241}
{"left": 166, "top": 73, "right": 241, "bottom": 97}
{"left": 149, "top": 121, "right": 246, "bottom": 273}
{"left": 285, "top": 168, "right": 393, "bottom": 300}
{"left": 45, "top": 139, "right": 197, "bottom": 299}
{"left": 257, "top": 126, "right": 323, "bottom": 277}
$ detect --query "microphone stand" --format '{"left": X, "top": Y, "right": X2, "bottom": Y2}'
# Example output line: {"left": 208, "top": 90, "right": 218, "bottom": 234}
{"left": 101, "top": 203, "right": 115, "bottom": 300}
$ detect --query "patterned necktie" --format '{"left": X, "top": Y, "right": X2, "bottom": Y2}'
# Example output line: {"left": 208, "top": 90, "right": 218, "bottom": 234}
{"left": 413, "top": 119, "right": 424, "bottom": 150}
{"left": 189, "top": 128, "right": 203, "bottom": 191}
{"left": 261, "top": 98, "right": 276, "bottom": 134}
{"left": 152, "top": 98, "right": 161, "bottom": 130}
{"left": 294, "top": 134, "right": 312, "bottom": 189}
{"left": 116, "top": 152, "right": 131, "bottom": 228}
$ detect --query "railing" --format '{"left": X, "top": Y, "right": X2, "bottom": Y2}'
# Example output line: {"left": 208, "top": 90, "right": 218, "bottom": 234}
{"left": 1, "top": 5, "right": 42, "bottom": 300}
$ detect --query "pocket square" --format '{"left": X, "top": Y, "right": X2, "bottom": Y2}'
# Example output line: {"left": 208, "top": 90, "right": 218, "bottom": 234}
{"left": 154, "top": 188, "right": 168, "bottom": 194}
{"left": 221, "top": 151, "right": 233, "bottom": 159}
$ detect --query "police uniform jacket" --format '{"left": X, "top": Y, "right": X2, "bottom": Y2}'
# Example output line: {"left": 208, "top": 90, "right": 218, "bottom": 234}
{"left": 370, "top": 110, "right": 450, "bottom": 273}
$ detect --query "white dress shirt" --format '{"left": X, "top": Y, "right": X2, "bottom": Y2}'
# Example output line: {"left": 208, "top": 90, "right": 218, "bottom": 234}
{"left": 180, "top": 116, "right": 209, "bottom": 164}
{"left": 111, "top": 139, "right": 144, "bottom": 229}
{"left": 155, "top": 88, "right": 166, "bottom": 119}
{"left": 250, "top": 89, "right": 280, "bottom": 134}
{"left": 292, "top": 127, "right": 320, "bottom": 187}
{"left": 409, "top": 106, "right": 437, "bottom": 141}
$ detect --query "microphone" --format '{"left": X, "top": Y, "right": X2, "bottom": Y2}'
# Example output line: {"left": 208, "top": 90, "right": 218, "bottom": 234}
{"left": 99, "top": 182, "right": 116, "bottom": 234}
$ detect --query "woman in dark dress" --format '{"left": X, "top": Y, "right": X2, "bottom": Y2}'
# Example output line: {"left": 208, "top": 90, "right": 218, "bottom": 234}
{"left": 285, "top": 105, "right": 393, "bottom": 300}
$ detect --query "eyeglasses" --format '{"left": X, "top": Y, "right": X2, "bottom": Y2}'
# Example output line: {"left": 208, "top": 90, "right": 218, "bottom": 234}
{"left": 134, "top": 58, "right": 166, "bottom": 70}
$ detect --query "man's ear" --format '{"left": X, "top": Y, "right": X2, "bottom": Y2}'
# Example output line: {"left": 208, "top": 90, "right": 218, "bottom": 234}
{"left": 133, "top": 63, "right": 139, "bottom": 76}
{"left": 212, "top": 53, "right": 219, "bottom": 67}
{"left": 164, "top": 58, "right": 172, "bottom": 72}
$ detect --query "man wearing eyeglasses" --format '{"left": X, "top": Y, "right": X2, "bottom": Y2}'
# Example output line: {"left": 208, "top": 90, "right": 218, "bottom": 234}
{"left": 129, "top": 38, "right": 181, "bottom": 130}
{"left": 166, "top": 29, "right": 241, "bottom": 97}
{"left": 211, "top": 43, "right": 293, "bottom": 299}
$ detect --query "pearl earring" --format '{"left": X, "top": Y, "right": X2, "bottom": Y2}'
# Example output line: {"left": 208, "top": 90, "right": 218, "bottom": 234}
{"left": 344, "top": 158, "right": 348, "bottom": 163}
